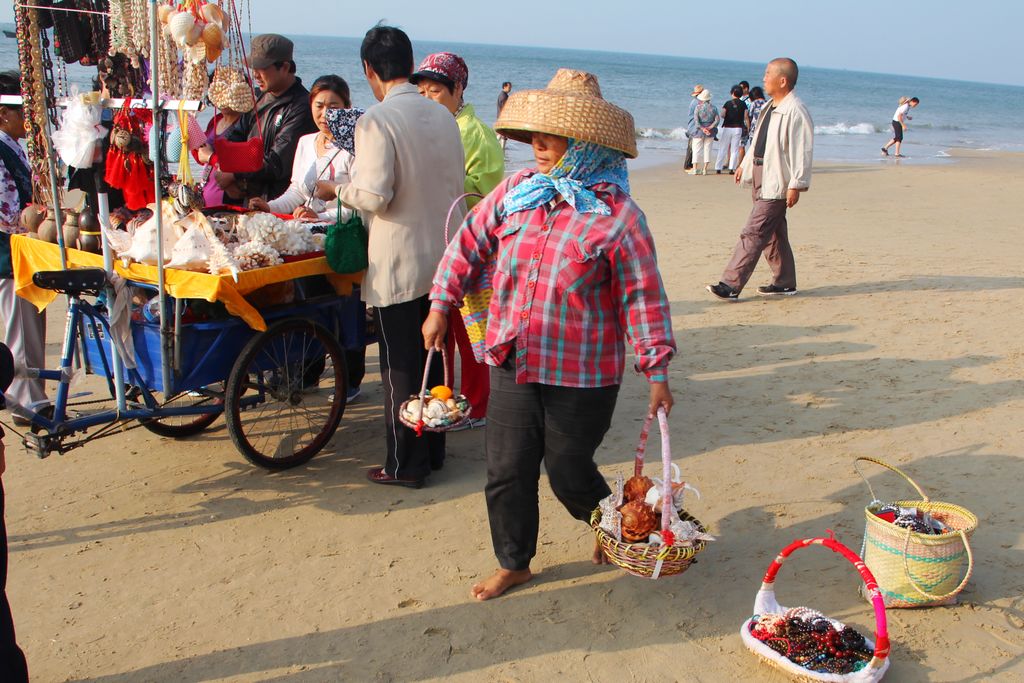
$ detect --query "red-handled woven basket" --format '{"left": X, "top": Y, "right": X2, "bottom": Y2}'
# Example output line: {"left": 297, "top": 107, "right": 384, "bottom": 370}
{"left": 740, "top": 535, "right": 892, "bottom": 682}
{"left": 398, "top": 347, "right": 472, "bottom": 434}
{"left": 590, "top": 407, "right": 708, "bottom": 579}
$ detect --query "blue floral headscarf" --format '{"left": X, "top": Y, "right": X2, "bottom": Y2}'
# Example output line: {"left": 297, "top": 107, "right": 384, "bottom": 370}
{"left": 325, "top": 107, "right": 366, "bottom": 156}
{"left": 502, "top": 138, "right": 630, "bottom": 217}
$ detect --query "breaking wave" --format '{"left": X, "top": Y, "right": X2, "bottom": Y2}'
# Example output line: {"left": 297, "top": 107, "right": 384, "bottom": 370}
{"left": 814, "top": 122, "right": 879, "bottom": 136}
{"left": 636, "top": 127, "right": 689, "bottom": 140}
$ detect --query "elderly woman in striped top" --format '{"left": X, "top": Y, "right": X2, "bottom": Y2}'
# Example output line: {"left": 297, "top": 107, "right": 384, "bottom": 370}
{"left": 422, "top": 69, "right": 676, "bottom": 600}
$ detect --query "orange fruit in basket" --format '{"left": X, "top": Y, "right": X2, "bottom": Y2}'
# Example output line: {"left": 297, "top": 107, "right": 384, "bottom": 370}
{"left": 430, "top": 385, "right": 453, "bottom": 400}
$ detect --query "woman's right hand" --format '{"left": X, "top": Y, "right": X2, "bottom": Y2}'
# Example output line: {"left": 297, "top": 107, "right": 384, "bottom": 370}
{"left": 314, "top": 180, "right": 339, "bottom": 201}
{"left": 196, "top": 144, "right": 213, "bottom": 165}
{"left": 422, "top": 310, "right": 448, "bottom": 350}
{"left": 248, "top": 197, "right": 270, "bottom": 212}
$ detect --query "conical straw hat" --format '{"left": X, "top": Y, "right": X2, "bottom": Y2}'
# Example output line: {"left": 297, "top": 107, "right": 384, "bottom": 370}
{"left": 495, "top": 69, "right": 637, "bottom": 158}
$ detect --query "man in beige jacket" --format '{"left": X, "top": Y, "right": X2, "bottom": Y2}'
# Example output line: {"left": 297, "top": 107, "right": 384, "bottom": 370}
{"left": 319, "top": 25, "right": 465, "bottom": 487}
{"left": 706, "top": 57, "right": 813, "bottom": 301}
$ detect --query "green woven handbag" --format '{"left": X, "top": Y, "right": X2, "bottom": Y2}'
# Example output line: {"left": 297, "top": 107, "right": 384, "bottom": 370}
{"left": 324, "top": 199, "right": 368, "bottom": 274}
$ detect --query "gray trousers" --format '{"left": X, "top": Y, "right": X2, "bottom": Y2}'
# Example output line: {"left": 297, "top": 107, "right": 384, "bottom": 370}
{"left": 0, "top": 278, "right": 46, "bottom": 414}
{"left": 484, "top": 360, "right": 618, "bottom": 570}
{"left": 720, "top": 165, "right": 796, "bottom": 293}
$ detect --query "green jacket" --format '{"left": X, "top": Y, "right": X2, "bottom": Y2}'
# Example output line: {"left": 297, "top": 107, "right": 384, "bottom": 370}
{"left": 456, "top": 104, "right": 504, "bottom": 209}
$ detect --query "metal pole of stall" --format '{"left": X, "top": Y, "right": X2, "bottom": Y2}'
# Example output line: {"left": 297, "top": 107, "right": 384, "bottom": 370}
{"left": 37, "top": 27, "right": 67, "bottom": 271}
{"left": 96, "top": 185, "right": 127, "bottom": 411}
{"left": 149, "top": 0, "right": 173, "bottom": 397}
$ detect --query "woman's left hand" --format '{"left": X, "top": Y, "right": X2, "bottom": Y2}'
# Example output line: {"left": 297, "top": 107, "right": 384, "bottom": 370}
{"left": 293, "top": 206, "right": 318, "bottom": 221}
{"left": 314, "top": 180, "right": 339, "bottom": 201}
{"left": 648, "top": 381, "right": 673, "bottom": 416}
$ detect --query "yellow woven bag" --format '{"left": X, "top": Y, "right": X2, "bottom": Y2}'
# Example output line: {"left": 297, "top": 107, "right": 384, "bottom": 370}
{"left": 446, "top": 193, "right": 491, "bottom": 363}
{"left": 855, "top": 457, "right": 977, "bottom": 608}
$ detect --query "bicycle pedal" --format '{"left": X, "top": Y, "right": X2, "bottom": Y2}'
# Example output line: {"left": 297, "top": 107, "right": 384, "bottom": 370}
{"left": 21, "top": 432, "right": 52, "bottom": 458}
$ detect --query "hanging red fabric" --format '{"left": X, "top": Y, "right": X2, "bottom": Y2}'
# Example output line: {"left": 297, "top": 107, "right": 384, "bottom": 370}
{"left": 104, "top": 102, "right": 154, "bottom": 210}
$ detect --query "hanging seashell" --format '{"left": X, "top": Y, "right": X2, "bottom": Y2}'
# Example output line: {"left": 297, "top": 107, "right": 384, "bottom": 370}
{"left": 186, "top": 41, "right": 207, "bottom": 65}
{"left": 201, "top": 3, "right": 225, "bottom": 27}
{"left": 185, "top": 21, "right": 204, "bottom": 47}
{"left": 619, "top": 499, "right": 658, "bottom": 543}
{"left": 623, "top": 474, "right": 654, "bottom": 503}
{"left": 168, "top": 11, "right": 195, "bottom": 47}
{"left": 157, "top": 4, "right": 174, "bottom": 24}
{"left": 201, "top": 21, "right": 223, "bottom": 51}
{"left": 205, "top": 41, "right": 223, "bottom": 63}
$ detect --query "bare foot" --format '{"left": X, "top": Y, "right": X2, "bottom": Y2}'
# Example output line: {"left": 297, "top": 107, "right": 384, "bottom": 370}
{"left": 470, "top": 568, "right": 533, "bottom": 601}
{"left": 592, "top": 539, "right": 610, "bottom": 565}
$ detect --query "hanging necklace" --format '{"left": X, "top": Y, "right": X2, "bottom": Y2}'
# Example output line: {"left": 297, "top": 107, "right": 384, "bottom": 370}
{"left": 109, "top": 0, "right": 150, "bottom": 68}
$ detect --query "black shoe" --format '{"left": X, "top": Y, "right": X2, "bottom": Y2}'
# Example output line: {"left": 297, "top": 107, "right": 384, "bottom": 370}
{"left": 881, "top": 146, "right": 889, "bottom": 156}
{"left": 716, "top": 169, "right": 723, "bottom": 175}
{"left": 706, "top": 282, "right": 739, "bottom": 301}
{"left": 756, "top": 284, "right": 797, "bottom": 296}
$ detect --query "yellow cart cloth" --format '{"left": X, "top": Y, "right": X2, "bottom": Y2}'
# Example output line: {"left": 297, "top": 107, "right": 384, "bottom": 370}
{"left": 11, "top": 235, "right": 362, "bottom": 331}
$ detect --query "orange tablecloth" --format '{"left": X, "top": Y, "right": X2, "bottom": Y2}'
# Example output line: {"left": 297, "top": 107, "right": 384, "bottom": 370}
{"left": 11, "top": 235, "right": 362, "bottom": 331}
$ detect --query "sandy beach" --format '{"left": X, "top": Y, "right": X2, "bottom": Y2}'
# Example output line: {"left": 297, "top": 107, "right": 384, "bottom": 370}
{"left": 4, "top": 151, "right": 1023, "bottom": 682}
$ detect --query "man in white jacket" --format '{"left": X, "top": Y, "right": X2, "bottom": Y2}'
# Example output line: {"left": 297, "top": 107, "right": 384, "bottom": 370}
{"left": 706, "top": 57, "right": 813, "bottom": 300}
{"left": 318, "top": 25, "right": 465, "bottom": 487}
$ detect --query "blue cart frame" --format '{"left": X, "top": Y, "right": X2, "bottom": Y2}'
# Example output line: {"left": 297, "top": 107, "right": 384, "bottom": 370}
{"left": 9, "top": 268, "right": 358, "bottom": 469}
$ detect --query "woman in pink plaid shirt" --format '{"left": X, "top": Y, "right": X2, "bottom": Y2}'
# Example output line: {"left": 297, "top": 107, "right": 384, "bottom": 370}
{"left": 423, "top": 69, "right": 676, "bottom": 600}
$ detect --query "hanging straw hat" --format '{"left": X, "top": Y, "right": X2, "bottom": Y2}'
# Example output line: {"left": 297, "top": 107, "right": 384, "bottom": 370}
{"left": 495, "top": 68, "right": 637, "bottom": 158}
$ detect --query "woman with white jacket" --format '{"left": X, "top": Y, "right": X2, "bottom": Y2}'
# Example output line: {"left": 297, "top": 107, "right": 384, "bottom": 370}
{"left": 250, "top": 75, "right": 359, "bottom": 222}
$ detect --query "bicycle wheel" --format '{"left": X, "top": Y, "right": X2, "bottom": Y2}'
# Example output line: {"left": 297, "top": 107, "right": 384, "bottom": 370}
{"left": 140, "top": 388, "right": 224, "bottom": 437}
{"left": 225, "top": 318, "right": 346, "bottom": 469}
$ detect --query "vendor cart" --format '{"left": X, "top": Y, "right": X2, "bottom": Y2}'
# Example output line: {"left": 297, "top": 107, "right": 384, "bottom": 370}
{"left": 8, "top": 236, "right": 364, "bottom": 469}
{"left": 1, "top": 1, "right": 367, "bottom": 469}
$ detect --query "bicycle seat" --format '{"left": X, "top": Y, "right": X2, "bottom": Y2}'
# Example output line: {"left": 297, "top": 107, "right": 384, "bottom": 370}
{"left": 32, "top": 268, "right": 107, "bottom": 295}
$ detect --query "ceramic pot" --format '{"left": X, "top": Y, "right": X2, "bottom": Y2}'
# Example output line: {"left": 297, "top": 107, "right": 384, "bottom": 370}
{"left": 63, "top": 211, "right": 80, "bottom": 249}
{"left": 77, "top": 208, "right": 102, "bottom": 253}
{"left": 38, "top": 210, "right": 58, "bottom": 243}
{"left": 20, "top": 204, "right": 45, "bottom": 232}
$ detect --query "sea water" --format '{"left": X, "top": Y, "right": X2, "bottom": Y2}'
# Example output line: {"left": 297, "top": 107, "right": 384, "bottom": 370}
{"left": 3, "top": 29, "right": 1023, "bottom": 169}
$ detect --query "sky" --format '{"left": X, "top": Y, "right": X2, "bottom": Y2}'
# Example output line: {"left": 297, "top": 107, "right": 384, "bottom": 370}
{"left": 2, "top": 1, "right": 1022, "bottom": 87}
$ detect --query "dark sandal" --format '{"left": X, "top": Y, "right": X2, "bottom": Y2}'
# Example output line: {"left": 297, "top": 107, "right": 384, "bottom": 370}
{"left": 366, "top": 466, "right": 424, "bottom": 489}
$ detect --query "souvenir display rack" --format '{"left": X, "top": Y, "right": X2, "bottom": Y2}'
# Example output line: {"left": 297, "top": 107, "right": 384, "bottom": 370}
{"left": 2, "top": 1, "right": 358, "bottom": 469}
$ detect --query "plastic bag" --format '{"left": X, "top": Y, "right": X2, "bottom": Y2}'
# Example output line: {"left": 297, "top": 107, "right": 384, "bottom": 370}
{"left": 52, "top": 95, "right": 106, "bottom": 169}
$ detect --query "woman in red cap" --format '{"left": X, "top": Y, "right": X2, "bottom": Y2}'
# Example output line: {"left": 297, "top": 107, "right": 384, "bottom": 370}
{"left": 411, "top": 52, "right": 505, "bottom": 430}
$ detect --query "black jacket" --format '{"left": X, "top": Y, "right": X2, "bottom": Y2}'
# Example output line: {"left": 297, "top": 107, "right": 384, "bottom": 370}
{"left": 233, "top": 77, "right": 317, "bottom": 199}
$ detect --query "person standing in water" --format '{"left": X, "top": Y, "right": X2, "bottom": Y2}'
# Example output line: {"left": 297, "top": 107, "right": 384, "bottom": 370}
{"left": 881, "top": 97, "right": 919, "bottom": 158}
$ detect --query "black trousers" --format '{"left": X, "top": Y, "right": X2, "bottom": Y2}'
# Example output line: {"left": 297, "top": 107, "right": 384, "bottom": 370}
{"left": 0, "top": 480, "right": 29, "bottom": 682}
{"left": 684, "top": 136, "right": 694, "bottom": 170}
{"left": 376, "top": 296, "right": 445, "bottom": 480}
{"left": 484, "top": 361, "right": 618, "bottom": 570}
